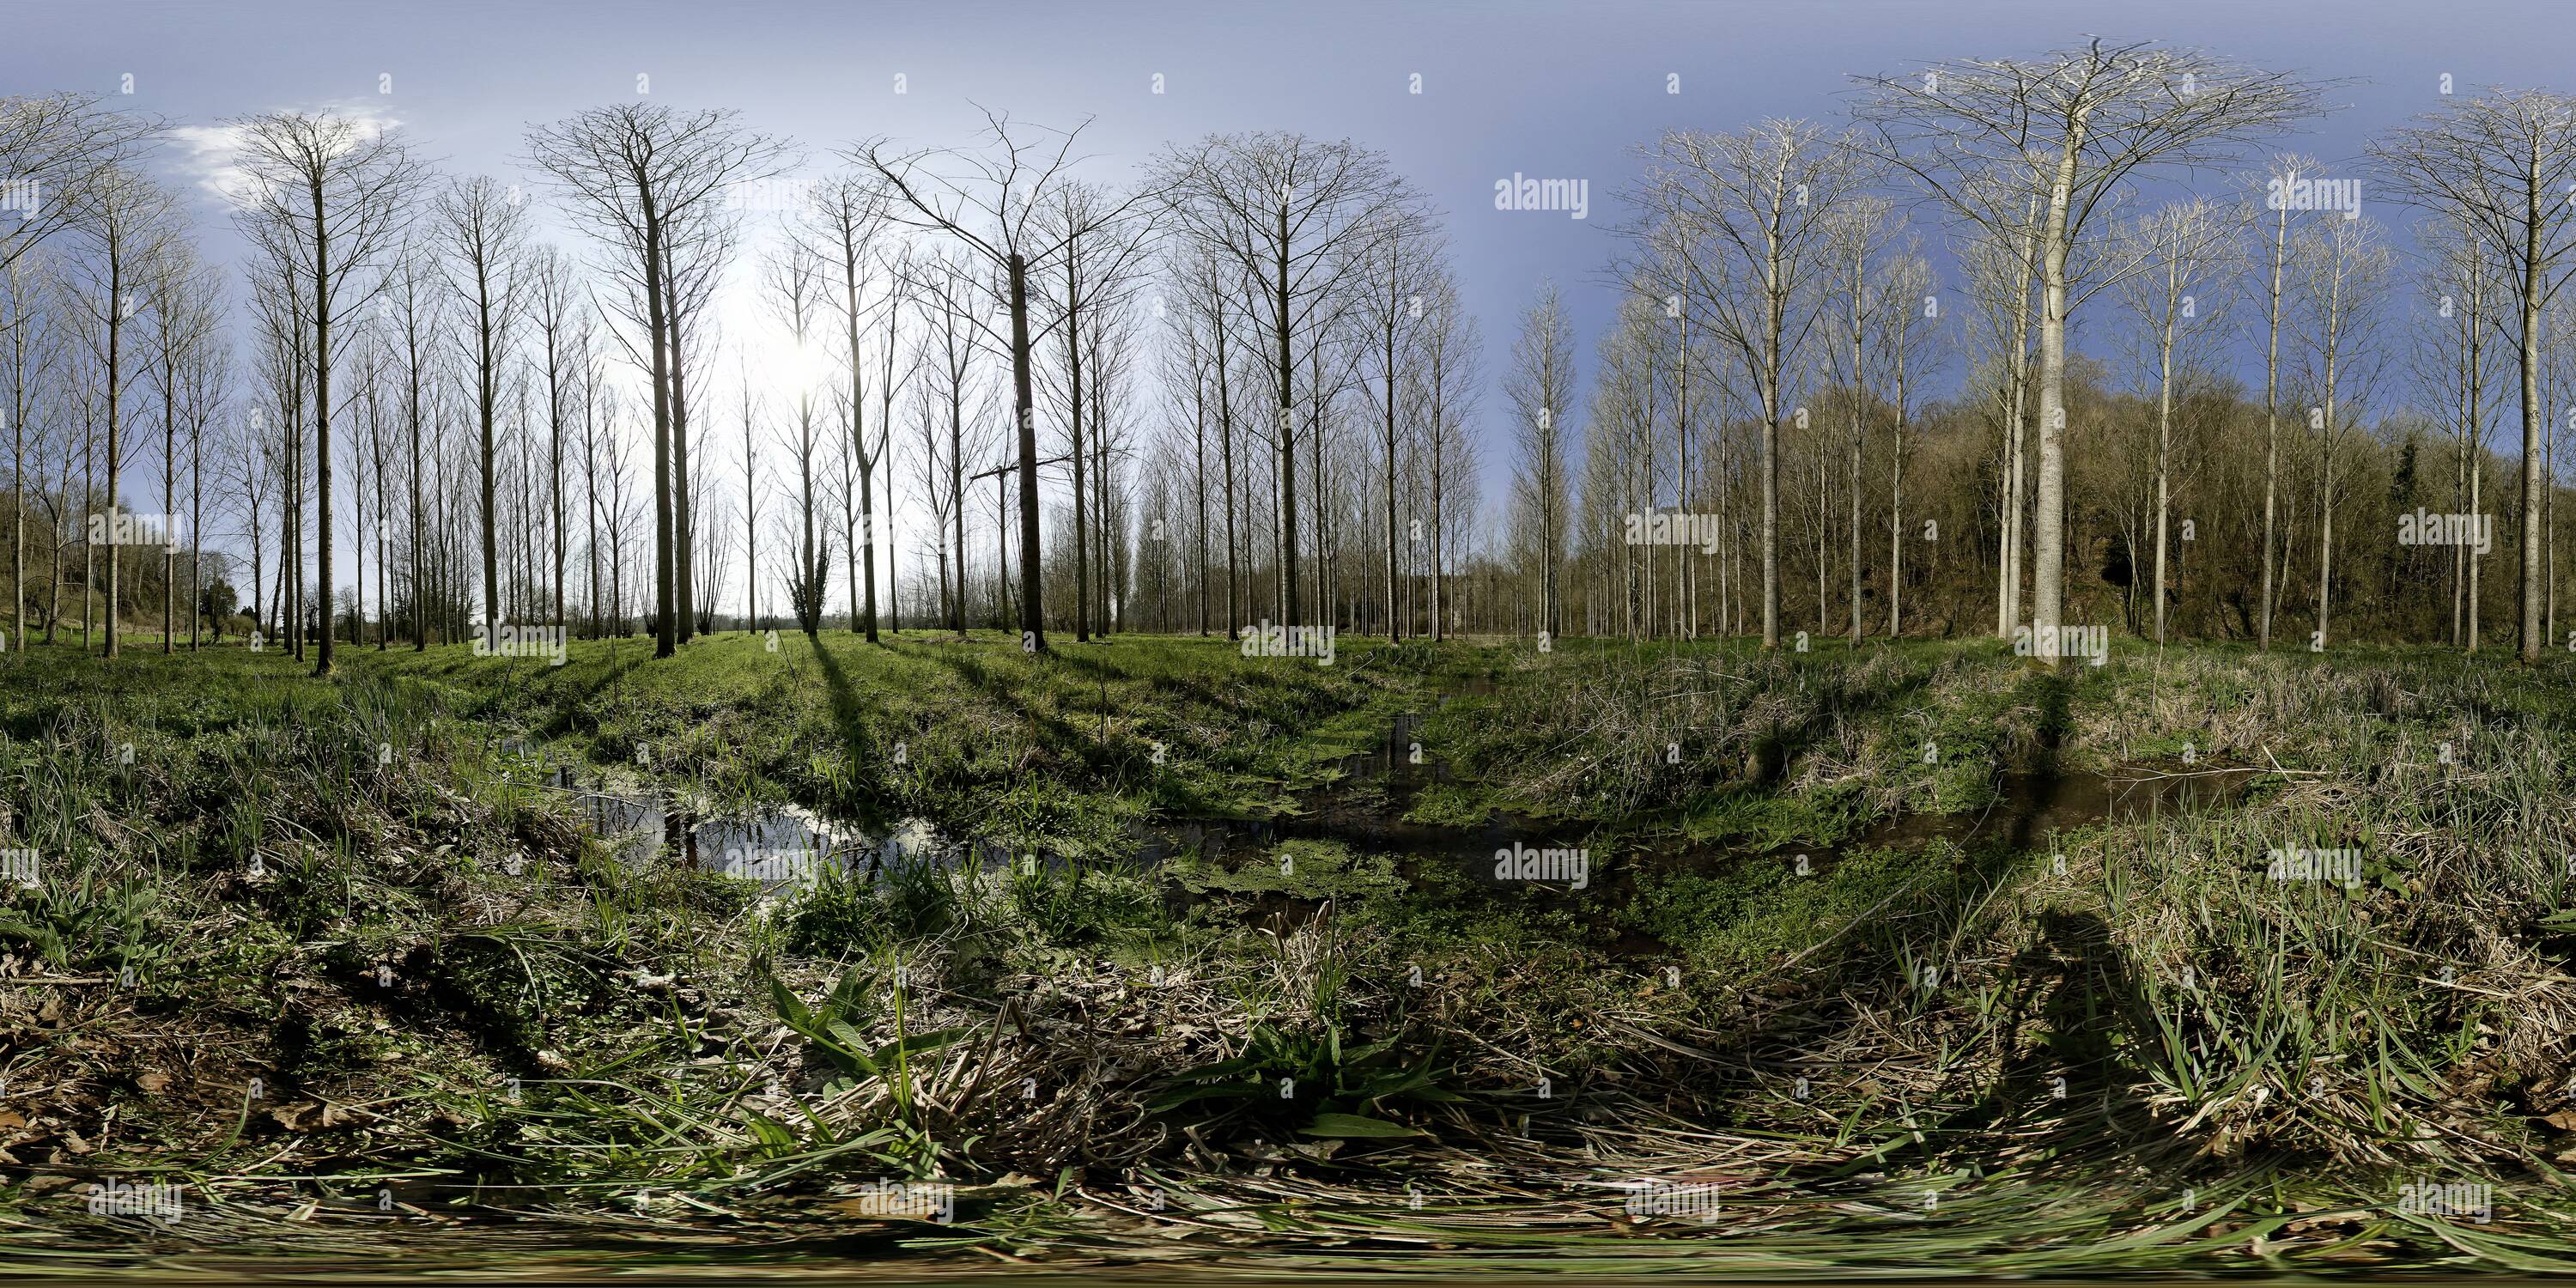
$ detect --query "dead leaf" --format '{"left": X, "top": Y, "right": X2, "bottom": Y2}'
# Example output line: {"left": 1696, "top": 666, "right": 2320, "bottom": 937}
{"left": 267, "top": 1102, "right": 349, "bottom": 1133}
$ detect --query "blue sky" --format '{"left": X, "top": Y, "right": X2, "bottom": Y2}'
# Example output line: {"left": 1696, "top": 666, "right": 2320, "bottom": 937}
{"left": 9, "top": 0, "right": 2567, "bottom": 606}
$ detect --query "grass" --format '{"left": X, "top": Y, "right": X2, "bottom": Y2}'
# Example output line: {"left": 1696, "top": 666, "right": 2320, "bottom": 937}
{"left": 3, "top": 629, "right": 2576, "bottom": 1273}
{"left": 348, "top": 628, "right": 1414, "bottom": 856}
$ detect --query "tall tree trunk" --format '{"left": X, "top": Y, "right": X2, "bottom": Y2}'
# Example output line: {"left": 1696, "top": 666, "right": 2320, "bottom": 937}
{"left": 642, "top": 197, "right": 675, "bottom": 658}
{"left": 1888, "top": 344, "right": 1907, "bottom": 636}
{"left": 2519, "top": 185, "right": 2546, "bottom": 661}
{"left": 1194, "top": 374, "right": 1209, "bottom": 636}
{"left": 670, "top": 273, "right": 696, "bottom": 642}
{"left": 1009, "top": 253, "right": 1044, "bottom": 651}
{"left": 1382, "top": 331, "right": 1400, "bottom": 641}
{"left": 1216, "top": 303, "right": 1238, "bottom": 640}
{"left": 2154, "top": 298, "right": 2175, "bottom": 644}
{"left": 104, "top": 252, "right": 123, "bottom": 659}
{"left": 1274, "top": 210, "right": 1300, "bottom": 627}
{"left": 2259, "top": 202, "right": 2287, "bottom": 650}
{"left": 2031, "top": 147, "right": 2080, "bottom": 665}
{"left": 839, "top": 234, "right": 878, "bottom": 641}
{"left": 476, "top": 252, "right": 500, "bottom": 641}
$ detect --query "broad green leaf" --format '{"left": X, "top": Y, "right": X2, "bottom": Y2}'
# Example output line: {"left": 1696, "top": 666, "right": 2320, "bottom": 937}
{"left": 1301, "top": 1112, "right": 1422, "bottom": 1138}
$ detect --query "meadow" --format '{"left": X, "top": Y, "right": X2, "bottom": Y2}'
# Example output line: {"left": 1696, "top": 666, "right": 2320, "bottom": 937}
{"left": 3, "top": 629, "right": 2573, "bottom": 1273}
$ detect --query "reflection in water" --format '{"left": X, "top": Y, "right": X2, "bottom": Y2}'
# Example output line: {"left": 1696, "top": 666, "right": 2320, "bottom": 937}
{"left": 565, "top": 782, "right": 945, "bottom": 891}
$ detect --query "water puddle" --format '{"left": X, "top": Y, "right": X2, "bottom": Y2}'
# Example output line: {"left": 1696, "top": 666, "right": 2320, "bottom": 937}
{"left": 540, "top": 768, "right": 947, "bottom": 892}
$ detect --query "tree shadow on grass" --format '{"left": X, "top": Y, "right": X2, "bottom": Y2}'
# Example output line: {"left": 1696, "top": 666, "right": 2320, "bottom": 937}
{"left": 1612, "top": 795, "right": 2168, "bottom": 1192}
{"left": 1047, "top": 641, "right": 1287, "bottom": 727}
{"left": 808, "top": 638, "right": 876, "bottom": 753}
{"left": 918, "top": 647, "right": 1119, "bottom": 782}
{"left": 808, "top": 636, "right": 912, "bottom": 834}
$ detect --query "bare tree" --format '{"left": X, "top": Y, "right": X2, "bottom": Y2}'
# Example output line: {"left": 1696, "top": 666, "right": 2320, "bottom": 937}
{"left": 241, "top": 274, "right": 301, "bottom": 648}
{"left": 1507, "top": 283, "right": 1578, "bottom": 641}
{"left": 796, "top": 170, "right": 896, "bottom": 641}
{"left": 1159, "top": 131, "right": 1409, "bottom": 631}
{"left": 62, "top": 161, "right": 179, "bottom": 657}
{"left": 2287, "top": 213, "right": 2392, "bottom": 651}
{"left": 1824, "top": 197, "right": 1897, "bottom": 641}
{"left": 854, "top": 113, "right": 1157, "bottom": 652}
{"left": 1948, "top": 173, "right": 2044, "bottom": 639}
{"left": 529, "top": 245, "right": 582, "bottom": 633}
{"left": 733, "top": 349, "right": 762, "bottom": 635}
{"left": 345, "top": 326, "right": 386, "bottom": 646}
{"left": 228, "top": 402, "right": 275, "bottom": 646}
{"left": 1351, "top": 206, "right": 1440, "bottom": 639}
{"left": 144, "top": 242, "right": 222, "bottom": 652}
{"left": 909, "top": 249, "right": 990, "bottom": 637}
{"left": 2412, "top": 213, "right": 2506, "bottom": 651}
{"left": 1174, "top": 251, "right": 1255, "bottom": 639}
{"left": 1416, "top": 272, "right": 1479, "bottom": 641}
{"left": 663, "top": 197, "right": 740, "bottom": 641}
{"left": 2115, "top": 196, "right": 2244, "bottom": 642}
{"left": 1035, "top": 179, "right": 1160, "bottom": 641}
{"left": 1873, "top": 243, "right": 1938, "bottom": 635}
{"left": 526, "top": 103, "right": 790, "bottom": 659}
{"left": 1156, "top": 265, "right": 1214, "bottom": 636}
{"left": 2246, "top": 155, "right": 2312, "bottom": 650}
{"left": 1861, "top": 39, "right": 2326, "bottom": 663}
{"left": 382, "top": 247, "right": 442, "bottom": 648}
{"left": 3, "top": 254, "right": 65, "bottom": 650}
{"left": 2372, "top": 88, "right": 2576, "bottom": 661}
{"left": 1633, "top": 119, "right": 1870, "bottom": 648}
{"left": 765, "top": 237, "right": 830, "bottom": 638}
{"left": 431, "top": 175, "right": 529, "bottom": 640}
{"left": 229, "top": 111, "right": 428, "bottom": 672}
{"left": 874, "top": 244, "right": 914, "bottom": 632}
{"left": 0, "top": 94, "right": 158, "bottom": 284}
{"left": 578, "top": 329, "right": 612, "bottom": 636}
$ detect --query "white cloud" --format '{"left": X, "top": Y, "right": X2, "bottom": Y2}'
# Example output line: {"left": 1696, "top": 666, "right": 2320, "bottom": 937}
{"left": 165, "top": 100, "right": 406, "bottom": 209}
